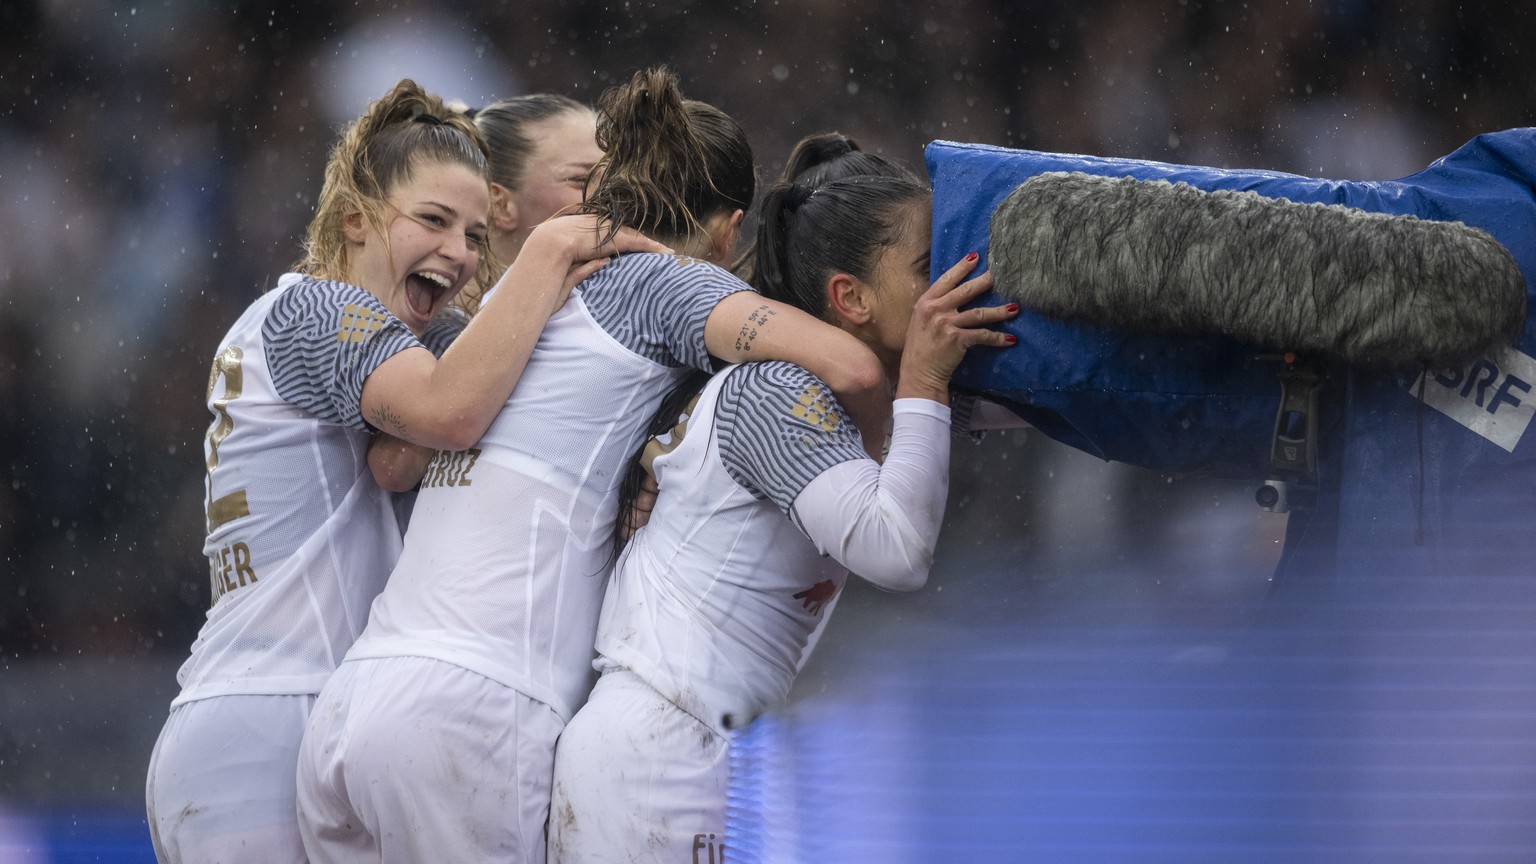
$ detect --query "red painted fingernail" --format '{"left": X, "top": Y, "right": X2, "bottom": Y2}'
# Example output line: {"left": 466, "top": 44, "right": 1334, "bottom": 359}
{"left": 1005, "top": 334, "right": 1018, "bottom": 344}
{"left": 965, "top": 252, "right": 978, "bottom": 262}
{"left": 1007, "top": 304, "right": 1019, "bottom": 313}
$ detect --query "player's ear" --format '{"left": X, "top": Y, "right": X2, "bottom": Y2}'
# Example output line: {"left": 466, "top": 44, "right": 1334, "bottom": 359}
{"left": 826, "top": 272, "right": 874, "bottom": 327}
{"left": 703, "top": 208, "right": 745, "bottom": 265}
{"left": 489, "top": 182, "right": 519, "bottom": 233}
{"left": 342, "top": 209, "right": 369, "bottom": 244}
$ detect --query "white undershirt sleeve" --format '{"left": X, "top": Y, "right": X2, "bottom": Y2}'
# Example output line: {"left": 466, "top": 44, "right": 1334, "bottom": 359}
{"left": 790, "top": 398, "right": 951, "bottom": 592}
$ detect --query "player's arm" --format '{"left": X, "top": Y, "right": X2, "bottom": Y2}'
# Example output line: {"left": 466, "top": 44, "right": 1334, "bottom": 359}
{"left": 367, "top": 434, "right": 435, "bottom": 492}
{"left": 715, "top": 364, "right": 936, "bottom": 591}
{"left": 790, "top": 254, "right": 1019, "bottom": 589}
{"left": 791, "top": 397, "right": 951, "bottom": 591}
{"left": 704, "top": 291, "right": 890, "bottom": 459}
{"left": 360, "top": 216, "right": 669, "bottom": 451}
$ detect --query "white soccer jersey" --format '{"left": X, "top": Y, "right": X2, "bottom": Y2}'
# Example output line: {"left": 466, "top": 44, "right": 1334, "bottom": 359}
{"left": 348, "top": 252, "right": 749, "bottom": 721}
{"left": 593, "top": 362, "right": 952, "bottom": 734}
{"left": 173, "top": 273, "right": 428, "bottom": 705}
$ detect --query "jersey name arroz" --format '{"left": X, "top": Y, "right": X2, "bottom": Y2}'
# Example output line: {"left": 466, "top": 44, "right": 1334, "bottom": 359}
{"left": 420, "top": 448, "right": 482, "bottom": 490}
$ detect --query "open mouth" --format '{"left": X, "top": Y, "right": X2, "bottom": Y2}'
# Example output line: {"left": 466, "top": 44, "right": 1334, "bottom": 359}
{"left": 406, "top": 270, "right": 453, "bottom": 321}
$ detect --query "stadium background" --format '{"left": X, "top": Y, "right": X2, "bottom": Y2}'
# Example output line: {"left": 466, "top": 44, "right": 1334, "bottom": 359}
{"left": 2, "top": 0, "right": 1532, "bottom": 860}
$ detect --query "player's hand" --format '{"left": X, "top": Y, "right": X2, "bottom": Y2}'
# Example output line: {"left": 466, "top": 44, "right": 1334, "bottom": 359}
{"left": 536, "top": 214, "right": 671, "bottom": 264}
{"left": 896, "top": 253, "right": 1018, "bottom": 403}
{"left": 529, "top": 215, "right": 671, "bottom": 302}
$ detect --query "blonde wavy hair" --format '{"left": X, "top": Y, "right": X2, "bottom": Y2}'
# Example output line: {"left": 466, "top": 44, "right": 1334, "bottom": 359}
{"left": 297, "top": 79, "right": 499, "bottom": 307}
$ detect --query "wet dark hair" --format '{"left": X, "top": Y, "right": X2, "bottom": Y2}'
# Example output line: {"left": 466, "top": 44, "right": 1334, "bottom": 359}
{"left": 301, "top": 79, "right": 492, "bottom": 293}
{"left": 580, "top": 66, "right": 755, "bottom": 243}
{"left": 609, "top": 147, "right": 928, "bottom": 560}
{"left": 737, "top": 131, "right": 916, "bottom": 285}
{"left": 753, "top": 171, "right": 930, "bottom": 315}
{"left": 471, "top": 94, "right": 590, "bottom": 192}
{"left": 780, "top": 131, "right": 915, "bottom": 188}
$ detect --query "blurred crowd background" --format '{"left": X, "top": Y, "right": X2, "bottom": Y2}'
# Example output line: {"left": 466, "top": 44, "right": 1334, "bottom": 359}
{"left": 2, "top": 0, "right": 1532, "bottom": 834}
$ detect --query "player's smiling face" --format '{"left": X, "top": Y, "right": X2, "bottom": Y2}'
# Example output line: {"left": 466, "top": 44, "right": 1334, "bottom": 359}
{"left": 345, "top": 159, "right": 490, "bottom": 336}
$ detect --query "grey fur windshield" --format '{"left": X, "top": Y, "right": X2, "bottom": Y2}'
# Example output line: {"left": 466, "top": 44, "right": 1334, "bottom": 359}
{"left": 988, "top": 172, "right": 1527, "bottom": 369}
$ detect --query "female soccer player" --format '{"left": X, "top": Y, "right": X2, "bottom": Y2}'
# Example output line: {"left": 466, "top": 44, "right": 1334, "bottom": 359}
{"left": 546, "top": 165, "right": 1019, "bottom": 861}
{"left": 144, "top": 79, "right": 661, "bottom": 864}
{"left": 294, "top": 68, "right": 891, "bottom": 864}
{"left": 465, "top": 94, "right": 603, "bottom": 308}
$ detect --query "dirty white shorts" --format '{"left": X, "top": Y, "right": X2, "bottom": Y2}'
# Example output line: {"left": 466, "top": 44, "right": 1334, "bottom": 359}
{"left": 548, "top": 668, "right": 729, "bottom": 863}
{"left": 296, "top": 655, "right": 563, "bottom": 864}
{"left": 146, "top": 692, "right": 316, "bottom": 864}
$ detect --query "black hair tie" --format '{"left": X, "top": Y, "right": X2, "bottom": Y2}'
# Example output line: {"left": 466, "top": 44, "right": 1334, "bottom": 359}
{"left": 826, "top": 137, "right": 855, "bottom": 157}
{"left": 784, "top": 183, "right": 815, "bottom": 212}
{"left": 413, "top": 112, "right": 444, "bottom": 126}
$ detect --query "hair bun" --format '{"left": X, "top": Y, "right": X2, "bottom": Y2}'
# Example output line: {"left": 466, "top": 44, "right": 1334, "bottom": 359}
{"left": 823, "top": 136, "right": 856, "bottom": 158}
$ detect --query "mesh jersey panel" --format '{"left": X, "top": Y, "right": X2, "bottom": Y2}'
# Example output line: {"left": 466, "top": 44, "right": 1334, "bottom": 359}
{"left": 350, "top": 253, "right": 751, "bottom": 721}
{"left": 177, "top": 275, "right": 418, "bottom": 703}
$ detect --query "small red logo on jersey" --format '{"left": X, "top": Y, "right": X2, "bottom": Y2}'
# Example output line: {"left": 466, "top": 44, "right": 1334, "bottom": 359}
{"left": 793, "top": 579, "right": 838, "bottom": 616}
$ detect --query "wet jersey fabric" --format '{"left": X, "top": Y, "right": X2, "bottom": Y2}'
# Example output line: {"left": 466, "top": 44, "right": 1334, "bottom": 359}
{"left": 348, "top": 252, "right": 749, "bottom": 722}
{"left": 177, "top": 273, "right": 424, "bottom": 704}
{"left": 593, "top": 362, "right": 867, "bottom": 735}
{"left": 927, "top": 129, "right": 1536, "bottom": 587}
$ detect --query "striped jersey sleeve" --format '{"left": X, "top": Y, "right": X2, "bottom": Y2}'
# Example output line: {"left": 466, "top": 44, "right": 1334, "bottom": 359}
{"left": 581, "top": 253, "right": 751, "bottom": 370}
{"left": 419, "top": 307, "right": 470, "bottom": 358}
{"left": 262, "top": 278, "right": 423, "bottom": 430}
{"left": 715, "top": 361, "right": 868, "bottom": 515}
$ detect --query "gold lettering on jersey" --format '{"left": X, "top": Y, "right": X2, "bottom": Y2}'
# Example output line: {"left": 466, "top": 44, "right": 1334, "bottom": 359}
{"left": 205, "top": 347, "right": 245, "bottom": 473}
{"left": 209, "top": 540, "right": 256, "bottom": 604}
{"left": 207, "top": 490, "right": 251, "bottom": 533}
{"left": 204, "top": 347, "right": 253, "bottom": 533}
{"left": 337, "top": 303, "right": 389, "bottom": 343}
{"left": 421, "top": 448, "right": 481, "bottom": 489}
{"left": 791, "top": 383, "right": 842, "bottom": 432}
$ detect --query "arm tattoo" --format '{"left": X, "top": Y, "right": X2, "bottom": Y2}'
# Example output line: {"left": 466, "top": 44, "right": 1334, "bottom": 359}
{"left": 370, "top": 403, "right": 409, "bottom": 437}
{"left": 734, "top": 305, "right": 777, "bottom": 354}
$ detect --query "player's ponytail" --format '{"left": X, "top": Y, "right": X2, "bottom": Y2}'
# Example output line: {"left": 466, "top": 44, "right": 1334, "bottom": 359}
{"left": 299, "top": 79, "right": 496, "bottom": 297}
{"left": 752, "top": 181, "right": 821, "bottom": 312}
{"left": 753, "top": 172, "right": 931, "bottom": 313}
{"left": 581, "top": 67, "right": 755, "bottom": 244}
{"left": 736, "top": 131, "right": 915, "bottom": 284}
{"left": 782, "top": 132, "right": 861, "bottom": 180}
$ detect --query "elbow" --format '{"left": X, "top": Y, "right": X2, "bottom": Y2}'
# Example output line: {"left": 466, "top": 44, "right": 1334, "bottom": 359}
{"left": 436, "top": 426, "right": 482, "bottom": 453}
{"left": 834, "top": 354, "right": 885, "bottom": 398}
{"left": 428, "top": 406, "right": 490, "bottom": 452}
{"left": 372, "top": 469, "right": 419, "bottom": 494}
{"left": 858, "top": 554, "right": 933, "bottom": 593}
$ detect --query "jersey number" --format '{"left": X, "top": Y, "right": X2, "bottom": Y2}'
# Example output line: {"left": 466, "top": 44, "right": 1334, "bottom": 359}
{"left": 205, "top": 346, "right": 250, "bottom": 532}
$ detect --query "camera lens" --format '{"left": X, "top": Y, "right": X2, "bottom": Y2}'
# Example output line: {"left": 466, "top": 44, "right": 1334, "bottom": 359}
{"left": 1255, "top": 484, "right": 1280, "bottom": 508}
